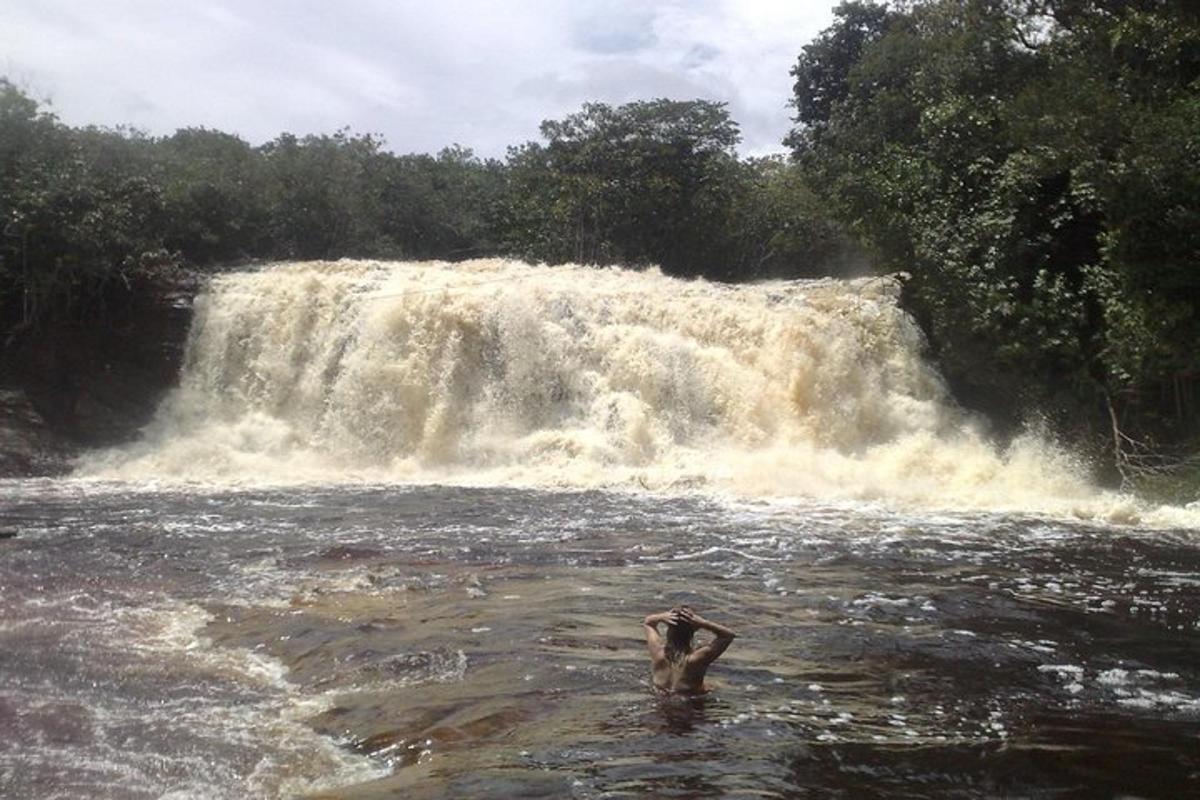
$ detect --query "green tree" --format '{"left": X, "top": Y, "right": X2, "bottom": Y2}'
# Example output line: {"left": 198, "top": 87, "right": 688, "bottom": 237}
{"left": 379, "top": 145, "right": 504, "bottom": 259}
{"left": 787, "top": 0, "right": 1200, "bottom": 457}
{"left": 158, "top": 128, "right": 269, "bottom": 265}
{"left": 500, "top": 99, "right": 743, "bottom": 277}
{"left": 726, "top": 156, "right": 864, "bottom": 279}
{"left": 0, "top": 81, "right": 174, "bottom": 331}
{"left": 259, "top": 128, "right": 390, "bottom": 259}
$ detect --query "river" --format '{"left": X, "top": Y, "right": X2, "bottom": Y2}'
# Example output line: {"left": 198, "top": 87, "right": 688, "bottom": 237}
{"left": 2, "top": 261, "right": 1198, "bottom": 797}
{"left": 2, "top": 481, "right": 1198, "bottom": 798}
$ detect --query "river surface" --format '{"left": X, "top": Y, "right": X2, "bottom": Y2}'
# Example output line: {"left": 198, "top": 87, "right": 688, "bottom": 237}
{"left": 2, "top": 479, "right": 1198, "bottom": 798}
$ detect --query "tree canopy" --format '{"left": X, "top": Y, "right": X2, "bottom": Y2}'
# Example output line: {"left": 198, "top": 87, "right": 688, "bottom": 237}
{"left": 0, "top": 86, "right": 848, "bottom": 341}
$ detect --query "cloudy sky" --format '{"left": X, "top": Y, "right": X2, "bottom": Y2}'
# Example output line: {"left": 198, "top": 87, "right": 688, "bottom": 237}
{"left": 2, "top": 1, "right": 835, "bottom": 158}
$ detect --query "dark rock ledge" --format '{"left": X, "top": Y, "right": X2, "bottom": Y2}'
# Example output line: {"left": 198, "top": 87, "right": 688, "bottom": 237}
{"left": 0, "top": 272, "right": 200, "bottom": 478}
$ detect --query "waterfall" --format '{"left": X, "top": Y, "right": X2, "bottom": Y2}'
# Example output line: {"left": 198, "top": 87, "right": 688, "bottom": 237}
{"left": 81, "top": 259, "right": 1177, "bottom": 522}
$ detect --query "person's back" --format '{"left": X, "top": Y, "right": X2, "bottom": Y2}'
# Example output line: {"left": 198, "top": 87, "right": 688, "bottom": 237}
{"left": 643, "top": 606, "right": 735, "bottom": 694}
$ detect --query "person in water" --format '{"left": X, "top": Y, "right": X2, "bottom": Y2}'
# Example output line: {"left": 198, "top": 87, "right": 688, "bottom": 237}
{"left": 643, "top": 605, "right": 736, "bottom": 694}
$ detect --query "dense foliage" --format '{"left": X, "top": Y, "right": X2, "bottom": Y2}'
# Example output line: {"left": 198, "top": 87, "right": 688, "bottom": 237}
{"left": 0, "top": 84, "right": 850, "bottom": 342}
{"left": 788, "top": 0, "right": 1200, "bottom": 472}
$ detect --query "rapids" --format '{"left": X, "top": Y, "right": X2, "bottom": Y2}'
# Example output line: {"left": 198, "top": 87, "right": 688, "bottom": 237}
{"left": 1, "top": 482, "right": 1198, "bottom": 798}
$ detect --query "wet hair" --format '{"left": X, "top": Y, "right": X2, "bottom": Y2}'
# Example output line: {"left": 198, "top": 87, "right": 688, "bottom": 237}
{"left": 664, "top": 605, "right": 696, "bottom": 661}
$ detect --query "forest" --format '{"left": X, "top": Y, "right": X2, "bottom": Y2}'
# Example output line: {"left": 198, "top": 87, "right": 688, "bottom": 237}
{"left": 1, "top": 0, "right": 1197, "bottom": 492}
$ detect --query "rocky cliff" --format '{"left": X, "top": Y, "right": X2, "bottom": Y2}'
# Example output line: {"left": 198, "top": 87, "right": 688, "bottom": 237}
{"left": 0, "top": 273, "right": 199, "bottom": 476}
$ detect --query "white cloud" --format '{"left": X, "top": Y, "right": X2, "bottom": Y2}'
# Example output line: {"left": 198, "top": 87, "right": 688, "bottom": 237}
{"left": 0, "top": 0, "right": 834, "bottom": 157}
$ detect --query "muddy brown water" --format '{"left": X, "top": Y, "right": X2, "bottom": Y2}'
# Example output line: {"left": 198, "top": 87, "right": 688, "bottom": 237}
{"left": 2, "top": 480, "right": 1199, "bottom": 798}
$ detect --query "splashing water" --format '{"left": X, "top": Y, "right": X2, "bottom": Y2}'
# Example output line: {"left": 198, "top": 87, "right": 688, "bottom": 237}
{"left": 80, "top": 259, "right": 1195, "bottom": 525}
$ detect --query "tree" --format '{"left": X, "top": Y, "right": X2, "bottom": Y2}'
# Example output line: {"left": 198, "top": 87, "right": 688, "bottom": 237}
{"left": 259, "top": 128, "right": 390, "bottom": 259}
{"left": 0, "top": 81, "right": 174, "bottom": 331}
{"left": 158, "top": 128, "right": 269, "bottom": 265}
{"left": 500, "top": 99, "right": 744, "bottom": 277}
{"left": 785, "top": 0, "right": 898, "bottom": 152}
{"left": 726, "top": 157, "right": 864, "bottom": 279}
{"left": 379, "top": 145, "right": 504, "bottom": 259}
{"left": 786, "top": 0, "right": 1200, "bottom": 464}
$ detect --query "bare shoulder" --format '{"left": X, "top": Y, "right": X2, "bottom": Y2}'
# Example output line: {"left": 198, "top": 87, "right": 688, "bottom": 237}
{"left": 686, "top": 632, "right": 734, "bottom": 668}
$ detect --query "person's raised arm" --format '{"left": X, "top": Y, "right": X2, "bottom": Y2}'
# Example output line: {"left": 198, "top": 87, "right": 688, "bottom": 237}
{"left": 643, "top": 610, "right": 677, "bottom": 661}
{"left": 680, "top": 608, "right": 735, "bottom": 667}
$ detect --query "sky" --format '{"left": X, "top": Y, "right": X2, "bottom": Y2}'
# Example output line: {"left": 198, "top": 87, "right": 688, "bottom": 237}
{"left": 1, "top": 0, "right": 836, "bottom": 158}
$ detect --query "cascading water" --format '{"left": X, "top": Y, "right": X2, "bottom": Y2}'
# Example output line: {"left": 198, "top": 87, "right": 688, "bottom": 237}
{"left": 12, "top": 260, "right": 1200, "bottom": 800}
{"left": 81, "top": 259, "right": 1184, "bottom": 522}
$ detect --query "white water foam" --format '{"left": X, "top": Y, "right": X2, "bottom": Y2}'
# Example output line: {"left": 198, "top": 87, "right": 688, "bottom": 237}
{"left": 78, "top": 259, "right": 1197, "bottom": 527}
{"left": 0, "top": 593, "right": 387, "bottom": 799}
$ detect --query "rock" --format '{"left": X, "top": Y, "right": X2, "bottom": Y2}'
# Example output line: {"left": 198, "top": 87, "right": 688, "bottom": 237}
{"left": 0, "top": 389, "right": 75, "bottom": 477}
{"left": 0, "top": 270, "right": 199, "bottom": 465}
